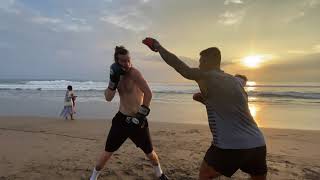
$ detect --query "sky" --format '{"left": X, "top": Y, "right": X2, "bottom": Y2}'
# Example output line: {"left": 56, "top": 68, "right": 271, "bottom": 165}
{"left": 0, "top": 0, "right": 319, "bottom": 83}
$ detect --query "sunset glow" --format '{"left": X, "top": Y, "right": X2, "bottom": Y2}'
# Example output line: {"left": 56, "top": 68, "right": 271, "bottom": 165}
{"left": 243, "top": 55, "right": 264, "bottom": 68}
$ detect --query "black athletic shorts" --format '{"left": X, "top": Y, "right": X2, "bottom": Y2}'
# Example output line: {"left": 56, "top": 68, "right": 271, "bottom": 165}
{"left": 204, "top": 145, "right": 267, "bottom": 177}
{"left": 105, "top": 112, "right": 153, "bottom": 154}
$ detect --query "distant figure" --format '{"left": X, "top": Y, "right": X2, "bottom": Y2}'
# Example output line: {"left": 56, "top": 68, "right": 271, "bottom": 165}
{"left": 60, "top": 85, "right": 76, "bottom": 120}
{"left": 234, "top": 74, "right": 248, "bottom": 87}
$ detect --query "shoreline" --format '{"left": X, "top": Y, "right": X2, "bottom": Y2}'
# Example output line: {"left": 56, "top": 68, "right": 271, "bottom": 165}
{"left": 1, "top": 115, "right": 320, "bottom": 132}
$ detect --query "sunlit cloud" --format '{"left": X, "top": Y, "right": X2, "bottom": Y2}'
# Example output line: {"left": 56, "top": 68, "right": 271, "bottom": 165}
{"left": 287, "top": 44, "right": 320, "bottom": 55}
{"left": 218, "top": 10, "right": 245, "bottom": 25}
{"left": 224, "top": 0, "right": 243, "bottom": 5}
{"left": 100, "top": 15, "right": 148, "bottom": 32}
{"left": 287, "top": 50, "right": 309, "bottom": 55}
{"left": 312, "top": 44, "right": 320, "bottom": 53}
{"left": 284, "top": 11, "right": 305, "bottom": 23}
{"left": 100, "top": 7, "right": 150, "bottom": 32}
{"left": 304, "top": 0, "right": 320, "bottom": 8}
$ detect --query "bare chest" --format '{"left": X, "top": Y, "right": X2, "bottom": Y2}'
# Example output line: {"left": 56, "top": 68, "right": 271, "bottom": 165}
{"left": 118, "top": 76, "right": 137, "bottom": 94}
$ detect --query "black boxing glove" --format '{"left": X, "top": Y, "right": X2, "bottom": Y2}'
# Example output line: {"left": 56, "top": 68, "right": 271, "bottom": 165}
{"left": 134, "top": 105, "right": 150, "bottom": 128}
{"left": 108, "top": 63, "right": 126, "bottom": 90}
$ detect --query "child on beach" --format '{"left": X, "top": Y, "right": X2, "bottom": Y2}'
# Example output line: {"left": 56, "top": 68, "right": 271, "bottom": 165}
{"left": 60, "top": 85, "right": 76, "bottom": 120}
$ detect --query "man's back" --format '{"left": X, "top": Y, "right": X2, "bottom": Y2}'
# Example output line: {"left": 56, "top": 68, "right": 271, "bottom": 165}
{"left": 201, "top": 70, "right": 265, "bottom": 149}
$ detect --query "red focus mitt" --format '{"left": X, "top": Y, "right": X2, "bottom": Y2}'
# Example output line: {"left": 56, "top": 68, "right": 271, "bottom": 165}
{"left": 142, "top": 37, "right": 159, "bottom": 52}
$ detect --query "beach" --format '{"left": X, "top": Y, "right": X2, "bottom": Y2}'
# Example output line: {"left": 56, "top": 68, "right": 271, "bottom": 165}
{"left": 1, "top": 80, "right": 320, "bottom": 179}
{"left": 1, "top": 116, "right": 319, "bottom": 180}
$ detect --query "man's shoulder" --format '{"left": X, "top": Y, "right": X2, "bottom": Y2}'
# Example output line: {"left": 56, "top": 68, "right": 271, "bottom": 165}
{"left": 128, "top": 67, "right": 142, "bottom": 76}
{"left": 126, "top": 67, "right": 144, "bottom": 82}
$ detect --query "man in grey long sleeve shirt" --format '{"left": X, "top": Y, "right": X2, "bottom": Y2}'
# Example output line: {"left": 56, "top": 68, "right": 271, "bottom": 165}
{"left": 143, "top": 38, "right": 267, "bottom": 180}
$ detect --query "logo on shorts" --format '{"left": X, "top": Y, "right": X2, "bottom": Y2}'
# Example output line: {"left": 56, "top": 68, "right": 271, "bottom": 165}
{"left": 131, "top": 118, "right": 140, "bottom": 125}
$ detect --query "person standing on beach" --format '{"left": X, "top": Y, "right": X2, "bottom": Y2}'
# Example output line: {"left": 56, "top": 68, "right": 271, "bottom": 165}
{"left": 60, "top": 85, "right": 76, "bottom": 120}
{"left": 89, "top": 46, "right": 168, "bottom": 180}
{"left": 143, "top": 38, "right": 267, "bottom": 180}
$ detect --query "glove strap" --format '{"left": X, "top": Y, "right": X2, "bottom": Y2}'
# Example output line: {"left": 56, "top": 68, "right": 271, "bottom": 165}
{"left": 138, "top": 105, "right": 150, "bottom": 116}
{"left": 108, "top": 81, "right": 117, "bottom": 90}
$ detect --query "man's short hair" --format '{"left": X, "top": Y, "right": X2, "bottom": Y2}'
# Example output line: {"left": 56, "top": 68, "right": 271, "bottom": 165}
{"left": 200, "top": 47, "right": 221, "bottom": 66}
{"left": 114, "top": 46, "right": 129, "bottom": 62}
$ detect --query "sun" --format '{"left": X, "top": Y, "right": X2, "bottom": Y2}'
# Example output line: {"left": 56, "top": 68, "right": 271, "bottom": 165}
{"left": 243, "top": 55, "right": 263, "bottom": 68}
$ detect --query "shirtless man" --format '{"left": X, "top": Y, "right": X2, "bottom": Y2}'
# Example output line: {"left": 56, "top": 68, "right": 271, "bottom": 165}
{"left": 143, "top": 38, "right": 267, "bottom": 180}
{"left": 89, "top": 46, "right": 168, "bottom": 180}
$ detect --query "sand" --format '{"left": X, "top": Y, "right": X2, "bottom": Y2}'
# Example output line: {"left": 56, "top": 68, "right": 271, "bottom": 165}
{"left": 0, "top": 116, "right": 319, "bottom": 179}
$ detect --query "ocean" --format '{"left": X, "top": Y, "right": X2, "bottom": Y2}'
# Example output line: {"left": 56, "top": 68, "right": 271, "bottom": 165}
{"left": 0, "top": 80, "right": 319, "bottom": 130}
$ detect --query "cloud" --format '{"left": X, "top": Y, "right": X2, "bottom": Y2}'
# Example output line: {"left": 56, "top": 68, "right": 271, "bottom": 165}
{"left": 0, "top": 42, "right": 11, "bottom": 49}
{"left": 224, "top": 53, "right": 320, "bottom": 82}
{"left": 283, "top": 11, "right": 305, "bottom": 23}
{"left": 100, "top": 4, "right": 151, "bottom": 32}
{"left": 304, "top": 0, "right": 320, "bottom": 8}
{"left": 141, "top": 0, "right": 151, "bottom": 3}
{"left": 31, "top": 16, "right": 62, "bottom": 24}
{"left": 224, "top": 0, "right": 243, "bottom": 5}
{"left": 100, "top": 14, "right": 148, "bottom": 32}
{"left": 218, "top": 10, "right": 245, "bottom": 25}
{"left": 100, "top": 16, "right": 148, "bottom": 32}
{"left": 287, "top": 50, "right": 309, "bottom": 55}
{"left": 287, "top": 44, "right": 320, "bottom": 55}
{"left": 0, "top": 0, "right": 19, "bottom": 14}
{"left": 30, "top": 15, "right": 92, "bottom": 33}
{"left": 57, "top": 24, "right": 93, "bottom": 32}
{"left": 283, "top": 0, "right": 319, "bottom": 23}
{"left": 312, "top": 44, "right": 320, "bottom": 52}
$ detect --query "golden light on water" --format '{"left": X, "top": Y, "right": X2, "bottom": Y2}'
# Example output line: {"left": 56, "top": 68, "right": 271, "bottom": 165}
{"left": 246, "top": 81, "right": 256, "bottom": 91}
{"left": 248, "top": 97, "right": 257, "bottom": 101}
{"left": 249, "top": 104, "right": 259, "bottom": 118}
{"left": 247, "top": 81, "right": 256, "bottom": 86}
{"left": 249, "top": 103, "right": 261, "bottom": 126}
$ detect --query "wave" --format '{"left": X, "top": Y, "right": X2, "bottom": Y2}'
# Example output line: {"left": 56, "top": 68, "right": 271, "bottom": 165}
{"left": 1, "top": 80, "right": 320, "bottom": 100}
{"left": 248, "top": 91, "right": 320, "bottom": 100}
{"left": 0, "top": 80, "right": 107, "bottom": 91}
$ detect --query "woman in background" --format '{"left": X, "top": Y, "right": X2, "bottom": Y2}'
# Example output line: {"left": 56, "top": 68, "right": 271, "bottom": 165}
{"left": 60, "top": 85, "right": 76, "bottom": 120}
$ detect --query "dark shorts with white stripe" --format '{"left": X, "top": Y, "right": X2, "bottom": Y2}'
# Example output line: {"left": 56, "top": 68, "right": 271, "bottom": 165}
{"left": 204, "top": 145, "right": 267, "bottom": 177}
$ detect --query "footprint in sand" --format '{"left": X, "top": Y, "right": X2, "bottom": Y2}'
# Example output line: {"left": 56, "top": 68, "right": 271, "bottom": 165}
{"left": 184, "top": 129, "right": 200, "bottom": 134}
